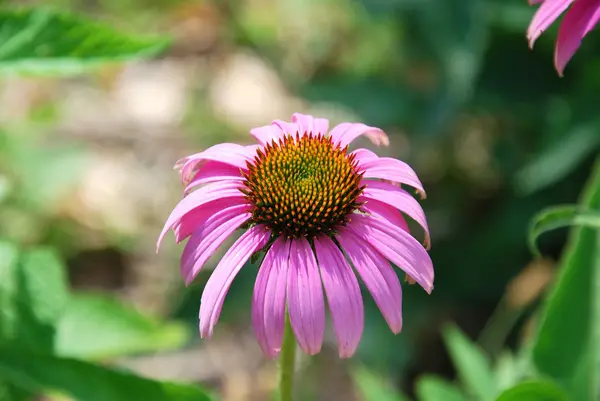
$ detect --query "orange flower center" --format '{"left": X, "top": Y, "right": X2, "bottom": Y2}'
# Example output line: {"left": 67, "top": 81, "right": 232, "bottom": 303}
{"left": 242, "top": 134, "right": 364, "bottom": 239}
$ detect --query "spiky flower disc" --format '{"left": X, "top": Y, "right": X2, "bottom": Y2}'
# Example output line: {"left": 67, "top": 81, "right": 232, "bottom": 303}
{"left": 242, "top": 133, "right": 363, "bottom": 239}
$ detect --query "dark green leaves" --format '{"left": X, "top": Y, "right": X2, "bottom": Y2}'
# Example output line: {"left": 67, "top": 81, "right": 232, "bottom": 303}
{"left": 0, "top": 8, "right": 169, "bottom": 75}
{"left": 530, "top": 158, "right": 600, "bottom": 399}
{"left": 0, "top": 242, "right": 208, "bottom": 400}
{"left": 0, "top": 346, "right": 213, "bottom": 401}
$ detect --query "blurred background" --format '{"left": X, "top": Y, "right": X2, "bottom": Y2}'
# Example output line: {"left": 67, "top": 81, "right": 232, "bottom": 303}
{"left": 1, "top": 0, "right": 598, "bottom": 400}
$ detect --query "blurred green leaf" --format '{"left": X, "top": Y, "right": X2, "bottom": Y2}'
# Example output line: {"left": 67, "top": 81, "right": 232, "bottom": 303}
{"left": 531, "top": 158, "right": 600, "bottom": 399}
{"left": 55, "top": 293, "right": 190, "bottom": 359}
{"left": 494, "top": 352, "right": 519, "bottom": 394}
{"left": 442, "top": 325, "right": 495, "bottom": 401}
{"left": 515, "top": 123, "right": 600, "bottom": 196}
{"left": 18, "top": 248, "right": 69, "bottom": 326}
{"left": 352, "top": 366, "right": 410, "bottom": 401}
{"left": 528, "top": 205, "right": 600, "bottom": 257}
{"left": 0, "top": 7, "right": 169, "bottom": 75}
{"left": 415, "top": 376, "right": 467, "bottom": 401}
{"left": 417, "top": 0, "right": 487, "bottom": 136}
{"left": 0, "top": 240, "right": 20, "bottom": 341}
{"left": 0, "top": 346, "right": 213, "bottom": 401}
{"left": 0, "top": 242, "right": 32, "bottom": 401}
{"left": 495, "top": 380, "right": 570, "bottom": 401}
{"left": 0, "top": 245, "right": 68, "bottom": 352}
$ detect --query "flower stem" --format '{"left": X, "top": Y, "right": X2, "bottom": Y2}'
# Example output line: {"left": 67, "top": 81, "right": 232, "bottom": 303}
{"left": 279, "top": 312, "right": 296, "bottom": 401}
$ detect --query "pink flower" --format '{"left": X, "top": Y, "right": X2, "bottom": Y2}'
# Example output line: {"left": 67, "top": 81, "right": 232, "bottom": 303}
{"left": 158, "top": 113, "right": 434, "bottom": 358}
{"left": 527, "top": 0, "right": 600, "bottom": 76}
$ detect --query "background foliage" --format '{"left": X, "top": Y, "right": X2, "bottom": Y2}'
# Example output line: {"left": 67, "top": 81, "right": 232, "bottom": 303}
{"left": 0, "top": 0, "right": 598, "bottom": 400}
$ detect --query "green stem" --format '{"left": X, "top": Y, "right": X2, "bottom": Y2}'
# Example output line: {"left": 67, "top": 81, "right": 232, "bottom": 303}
{"left": 279, "top": 312, "right": 296, "bottom": 401}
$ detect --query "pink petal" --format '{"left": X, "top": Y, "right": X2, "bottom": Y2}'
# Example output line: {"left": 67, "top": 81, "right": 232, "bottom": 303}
{"left": 272, "top": 120, "right": 300, "bottom": 138}
{"left": 250, "top": 125, "right": 285, "bottom": 146}
{"left": 527, "top": 0, "right": 575, "bottom": 48}
{"left": 359, "top": 157, "right": 426, "bottom": 199}
{"left": 157, "top": 181, "right": 246, "bottom": 251}
{"left": 359, "top": 198, "right": 410, "bottom": 233}
{"left": 554, "top": 0, "right": 600, "bottom": 75}
{"left": 287, "top": 237, "right": 325, "bottom": 355}
{"left": 174, "top": 197, "right": 247, "bottom": 242}
{"left": 252, "top": 237, "right": 289, "bottom": 358}
{"left": 337, "top": 228, "right": 403, "bottom": 333}
{"left": 360, "top": 180, "right": 430, "bottom": 249}
{"left": 348, "top": 214, "right": 434, "bottom": 294}
{"left": 291, "top": 113, "right": 330, "bottom": 136}
{"left": 329, "top": 122, "right": 390, "bottom": 149}
{"left": 351, "top": 148, "right": 379, "bottom": 166}
{"left": 181, "top": 204, "right": 252, "bottom": 285}
{"left": 314, "top": 236, "right": 364, "bottom": 358}
{"left": 199, "top": 225, "right": 271, "bottom": 338}
{"left": 184, "top": 161, "right": 244, "bottom": 195}
{"left": 176, "top": 143, "right": 257, "bottom": 185}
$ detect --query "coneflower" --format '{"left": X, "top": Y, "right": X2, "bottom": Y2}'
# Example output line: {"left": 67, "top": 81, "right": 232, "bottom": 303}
{"left": 158, "top": 113, "right": 434, "bottom": 360}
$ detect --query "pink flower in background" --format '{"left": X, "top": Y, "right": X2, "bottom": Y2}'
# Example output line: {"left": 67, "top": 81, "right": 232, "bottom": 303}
{"left": 157, "top": 113, "right": 433, "bottom": 358}
{"left": 527, "top": 0, "right": 600, "bottom": 75}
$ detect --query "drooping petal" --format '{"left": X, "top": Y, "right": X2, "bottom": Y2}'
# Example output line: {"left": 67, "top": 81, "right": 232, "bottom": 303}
{"left": 181, "top": 204, "right": 252, "bottom": 285}
{"left": 359, "top": 198, "right": 409, "bottom": 233}
{"left": 157, "top": 181, "right": 246, "bottom": 251}
{"left": 337, "top": 228, "right": 403, "bottom": 333}
{"left": 250, "top": 125, "right": 285, "bottom": 146}
{"left": 554, "top": 0, "right": 600, "bottom": 75}
{"left": 252, "top": 237, "right": 289, "bottom": 358}
{"left": 174, "top": 197, "right": 247, "bottom": 242}
{"left": 314, "top": 235, "right": 364, "bottom": 358}
{"left": 351, "top": 148, "right": 379, "bottom": 166}
{"left": 176, "top": 143, "right": 257, "bottom": 185}
{"left": 329, "top": 122, "right": 390, "bottom": 149}
{"left": 360, "top": 180, "right": 430, "bottom": 248}
{"left": 199, "top": 225, "right": 271, "bottom": 338}
{"left": 527, "top": 0, "right": 575, "bottom": 48}
{"left": 184, "top": 161, "right": 244, "bottom": 195}
{"left": 292, "top": 113, "right": 329, "bottom": 136}
{"left": 287, "top": 237, "right": 325, "bottom": 355}
{"left": 360, "top": 157, "right": 426, "bottom": 199}
{"left": 348, "top": 214, "right": 434, "bottom": 294}
{"left": 272, "top": 119, "right": 300, "bottom": 137}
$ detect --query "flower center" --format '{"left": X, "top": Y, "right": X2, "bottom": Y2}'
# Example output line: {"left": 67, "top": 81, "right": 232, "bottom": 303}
{"left": 242, "top": 134, "right": 364, "bottom": 239}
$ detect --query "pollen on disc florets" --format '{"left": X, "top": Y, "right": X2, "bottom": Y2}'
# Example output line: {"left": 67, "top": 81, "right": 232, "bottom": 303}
{"left": 241, "top": 133, "right": 364, "bottom": 239}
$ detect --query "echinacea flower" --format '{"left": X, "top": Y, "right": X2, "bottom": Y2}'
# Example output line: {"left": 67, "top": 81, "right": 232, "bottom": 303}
{"left": 158, "top": 113, "right": 434, "bottom": 358}
{"left": 527, "top": 0, "right": 600, "bottom": 75}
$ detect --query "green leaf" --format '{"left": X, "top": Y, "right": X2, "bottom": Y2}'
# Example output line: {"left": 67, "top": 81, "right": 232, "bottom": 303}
{"left": 352, "top": 366, "right": 410, "bottom": 401}
{"left": 55, "top": 293, "right": 190, "bottom": 359}
{"left": 528, "top": 206, "right": 600, "bottom": 257}
{"left": 415, "top": 376, "right": 467, "bottom": 401}
{"left": 0, "top": 346, "right": 213, "bottom": 401}
{"left": 495, "top": 380, "right": 570, "bottom": 401}
{"left": 0, "top": 242, "right": 34, "bottom": 401}
{"left": 0, "top": 240, "right": 20, "bottom": 341}
{"left": 0, "top": 8, "right": 170, "bottom": 75}
{"left": 0, "top": 245, "right": 68, "bottom": 352}
{"left": 531, "top": 158, "right": 600, "bottom": 399}
{"left": 494, "top": 352, "right": 519, "bottom": 394}
{"left": 442, "top": 325, "right": 496, "bottom": 401}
